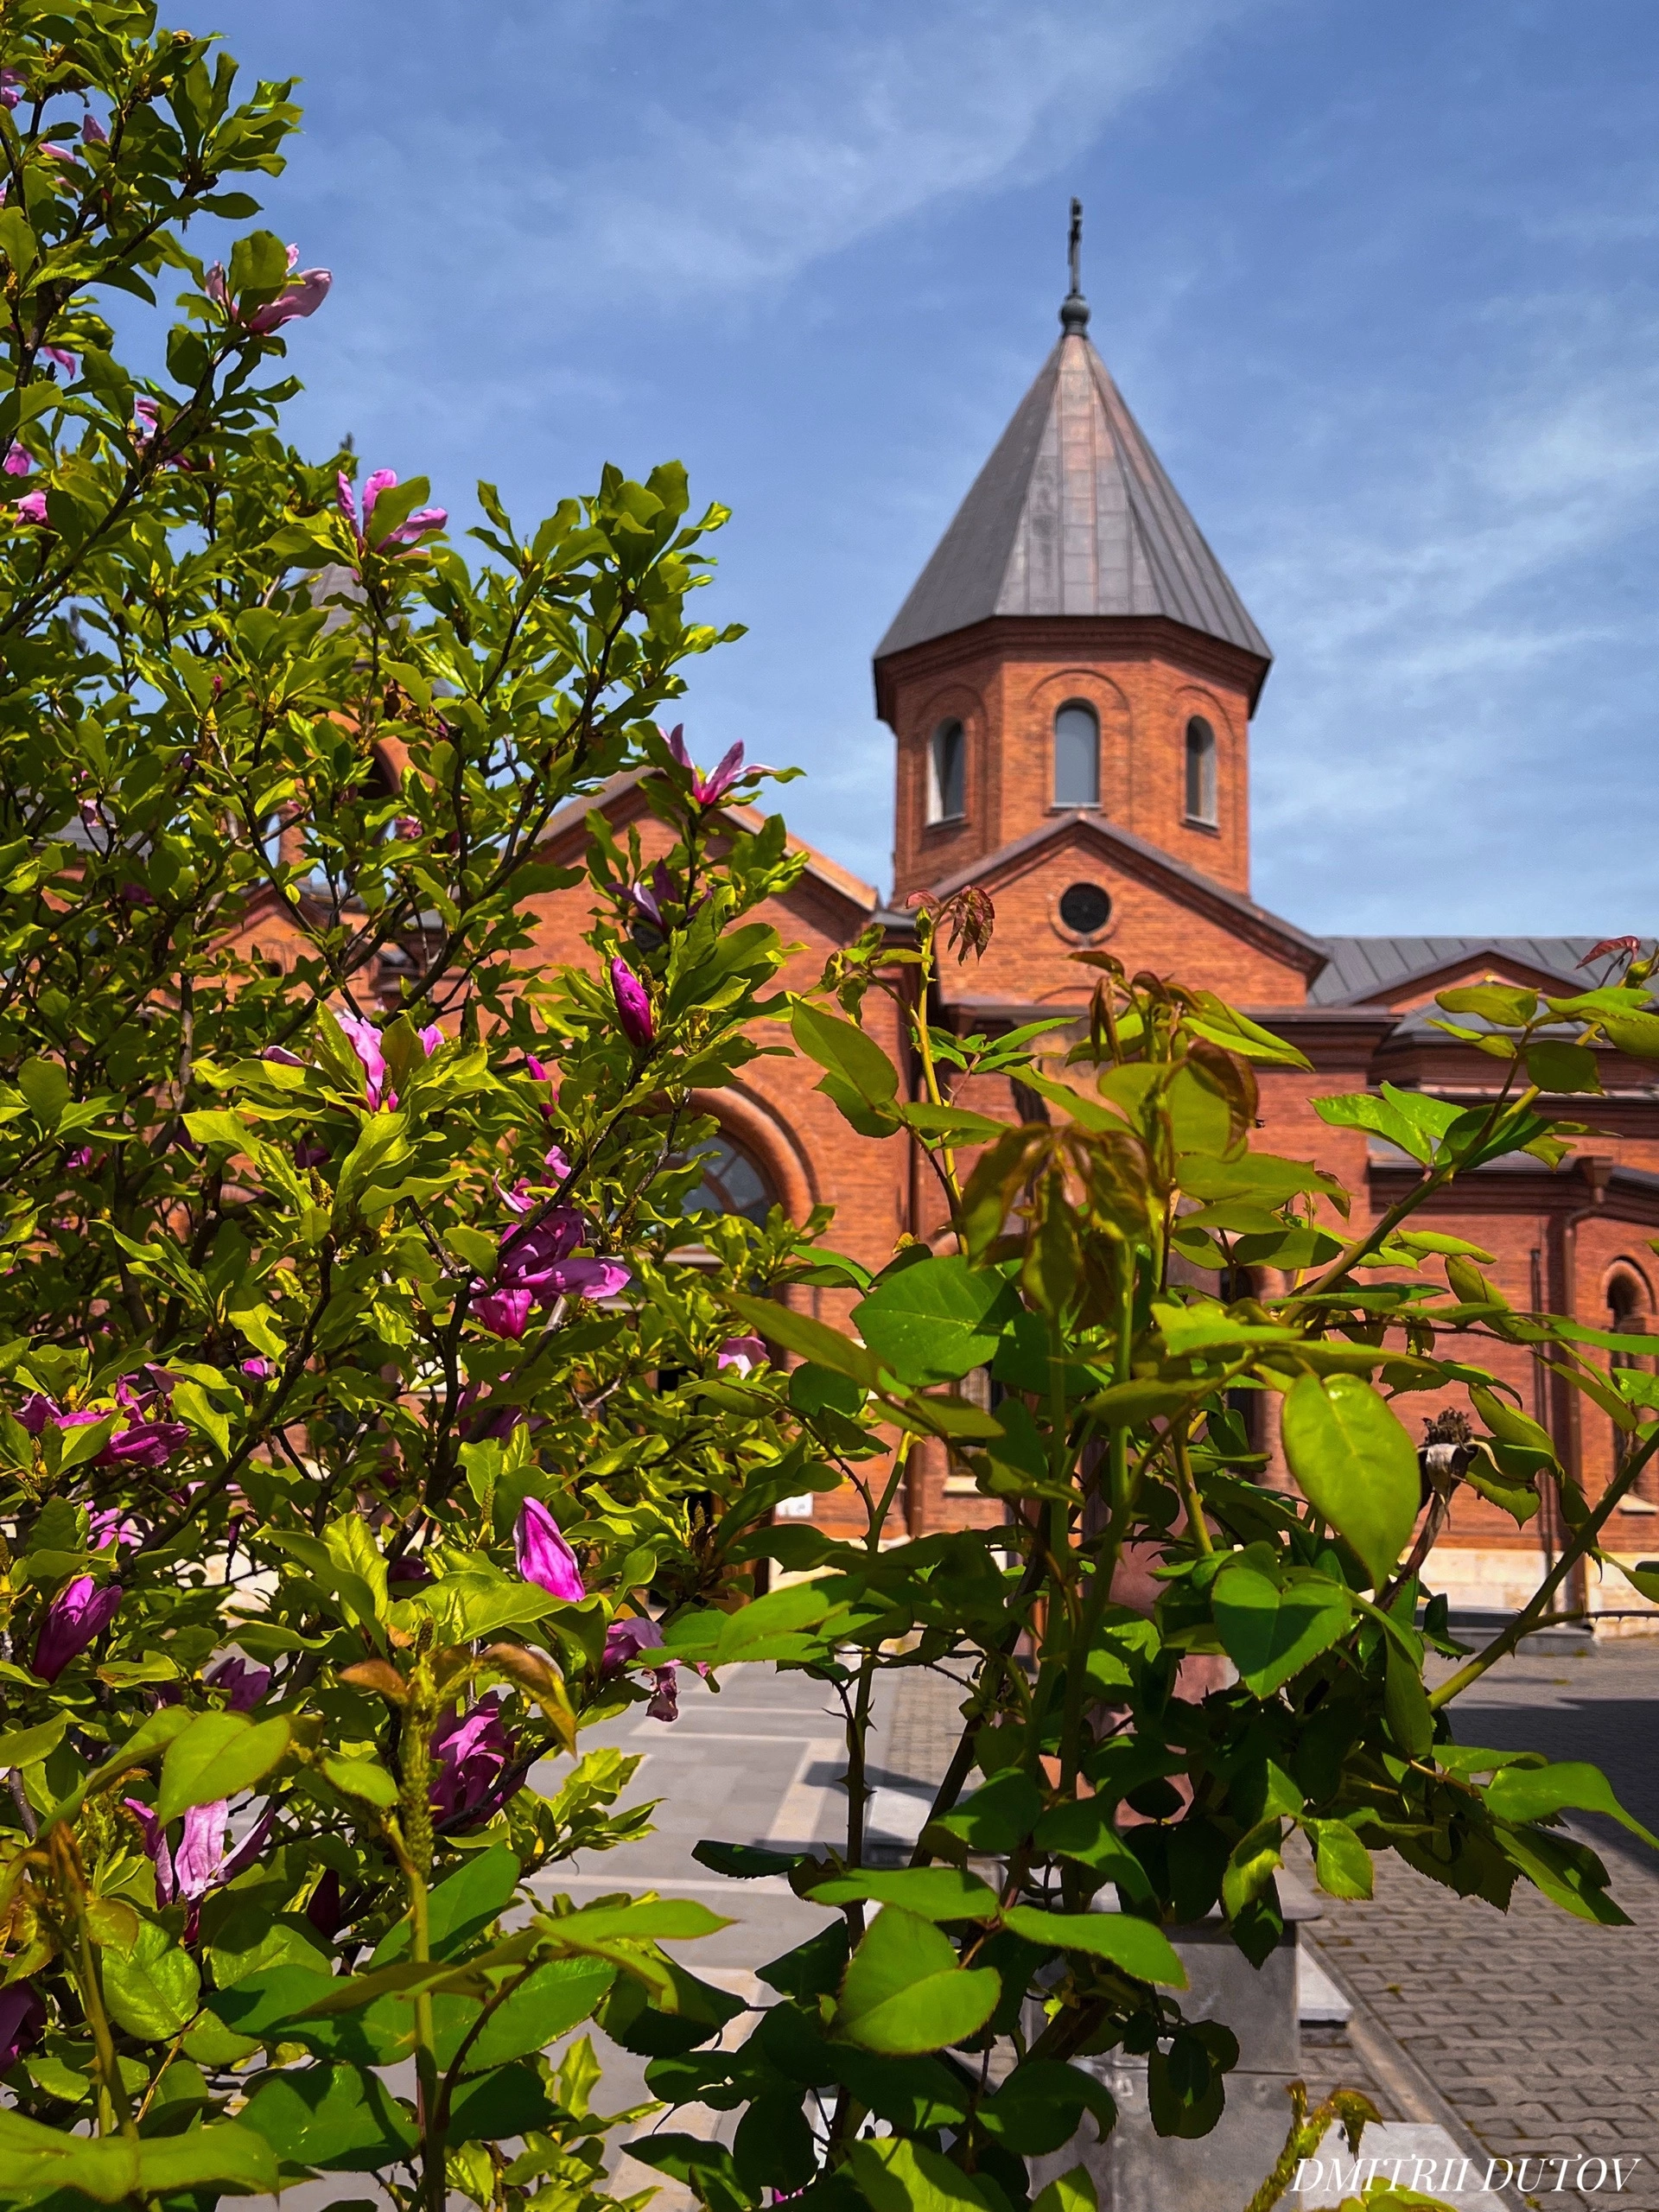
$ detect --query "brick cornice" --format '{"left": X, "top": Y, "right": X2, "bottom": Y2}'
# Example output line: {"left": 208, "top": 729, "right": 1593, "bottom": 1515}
{"left": 873, "top": 613, "right": 1269, "bottom": 728}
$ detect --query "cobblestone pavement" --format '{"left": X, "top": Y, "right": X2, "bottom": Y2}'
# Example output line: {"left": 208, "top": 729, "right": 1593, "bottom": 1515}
{"left": 881, "top": 1643, "right": 1659, "bottom": 2212}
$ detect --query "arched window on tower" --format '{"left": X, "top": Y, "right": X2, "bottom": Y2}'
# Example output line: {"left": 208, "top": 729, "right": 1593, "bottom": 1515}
{"left": 1185, "top": 717, "right": 1218, "bottom": 826}
{"left": 1608, "top": 1273, "right": 1656, "bottom": 1501}
{"left": 927, "top": 720, "right": 966, "bottom": 823}
{"left": 1053, "top": 702, "right": 1099, "bottom": 808}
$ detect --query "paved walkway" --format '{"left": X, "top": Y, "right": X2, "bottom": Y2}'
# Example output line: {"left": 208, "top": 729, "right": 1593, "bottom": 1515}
{"left": 552, "top": 1640, "right": 1659, "bottom": 2212}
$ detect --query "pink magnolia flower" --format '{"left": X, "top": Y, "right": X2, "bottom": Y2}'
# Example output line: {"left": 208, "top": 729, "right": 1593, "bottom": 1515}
{"left": 602, "top": 1616, "right": 664, "bottom": 1672}
{"left": 663, "top": 725, "right": 775, "bottom": 809}
{"left": 41, "top": 346, "right": 74, "bottom": 376}
{"left": 646, "top": 1670, "right": 682, "bottom": 1723}
{"left": 498, "top": 1210, "right": 630, "bottom": 1305}
{"left": 544, "top": 1142, "right": 572, "bottom": 1182}
{"left": 0, "top": 71, "right": 24, "bottom": 110}
{"left": 262, "top": 1045, "right": 305, "bottom": 1067}
{"left": 294, "top": 1139, "right": 327, "bottom": 1169}
{"left": 34, "top": 1576, "right": 121, "bottom": 1681}
{"left": 207, "top": 1656, "right": 270, "bottom": 1711}
{"left": 0, "top": 1982, "right": 45, "bottom": 2070}
{"left": 717, "top": 1334, "right": 768, "bottom": 1376}
{"left": 247, "top": 245, "right": 331, "bottom": 334}
{"left": 418, "top": 1023, "right": 443, "bottom": 1056}
{"left": 103, "top": 1419, "right": 189, "bottom": 1471}
{"left": 474, "top": 1285, "right": 533, "bottom": 1341}
{"left": 14, "top": 490, "right": 48, "bottom": 524}
{"left": 610, "top": 957, "right": 654, "bottom": 1051}
{"left": 3, "top": 443, "right": 29, "bottom": 477}
{"left": 336, "top": 467, "right": 446, "bottom": 554}
{"left": 514, "top": 1497, "right": 584, "bottom": 1601}
{"left": 430, "top": 1694, "right": 517, "bottom": 1825}
{"left": 81, "top": 114, "right": 107, "bottom": 146}
{"left": 240, "top": 1357, "right": 270, "bottom": 1380}
{"left": 336, "top": 1010, "right": 391, "bottom": 1109}
{"left": 90, "top": 1507, "right": 145, "bottom": 1554}
{"left": 118, "top": 880, "right": 155, "bottom": 907}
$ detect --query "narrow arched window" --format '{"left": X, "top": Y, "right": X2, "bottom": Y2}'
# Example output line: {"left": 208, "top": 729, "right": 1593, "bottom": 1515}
{"left": 1053, "top": 702, "right": 1098, "bottom": 808}
{"left": 1609, "top": 1274, "right": 1653, "bottom": 1495}
{"left": 1185, "top": 717, "right": 1217, "bottom": 825}
{"left": 928, "top": 720, "right": 965, "bottom": 823}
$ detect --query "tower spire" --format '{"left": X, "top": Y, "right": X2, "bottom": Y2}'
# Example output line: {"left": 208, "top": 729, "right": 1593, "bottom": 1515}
{"left": 1060, "top": 196, "right": 1090, "bottom": 335}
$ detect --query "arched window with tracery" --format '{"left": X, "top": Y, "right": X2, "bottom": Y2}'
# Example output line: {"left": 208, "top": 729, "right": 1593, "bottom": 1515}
{"left": 1185, "top": 716, "right": 1217, "bottom": 826}
{"left": 679, "top": 1133, "right": 775, "bottom": 1228}
{"left": 1053, "top": 702, "right": 1099, "bottom": 808}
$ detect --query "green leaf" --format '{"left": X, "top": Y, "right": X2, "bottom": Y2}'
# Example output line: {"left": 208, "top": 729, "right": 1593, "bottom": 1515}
{"left": 1469, "top": 1385, "right": 1558, "bottom": 1467}
{"left": 847, "top": 2134, "right": 1000, "bottom": 2212}
{"left": 1383, "top": 1640, "right": 1435, "bottom": 1760}
{"left": 102, "top": 1917, "right": 201, "bottom": 2040}
{"left": 791, "top": 1002, "right": 898, "bottom": 1109}
{"left": 1484, "top": 1759, "right": 1659, "bottom": 1848}
{"left": 1030, "top": 2166, "right": 1099, "bottom": 2212}
{"left": 156, "top": 1712, "right": 291, "bottom": 1825}
{"left": 1000, "top": 1907, "right": 1186, "bottom": 1987}
{"left": 833, "top": 1906, "right": 1001, "bottom": 2054}
{"left": 1031, "top": 1800, "right": 1154, "bottom": 1899}
{"left": 1281, "top": 1372, "right": 1421, "bottom": 1588}
{"left": 808, "top": 1866, "right": 1001, "bottom": 1921}
{"left": 977, "top": 2059, "right": 1118, "bottom": 2153}
{"left": 692, "top": 1840, "right": 808, "bottom": 1879}
{"left": 1309, "top": 1819, "right": 1374, "bottom": 1900}
{"left": 935, "top": 1770, "right": 1044, "bottom": 1855}
{"left": 446, "top": 2061, "right": 551, "bottom": 2145}
{"left": 1523, "top": 1039, "right": 1601, "bottom": 1094}
{"left": 1436, "top": 982, "right": 1539, "bottom": 1025}
{"left": 725, "top": 1289, "right": 885, "bottom": 1389}
{"left": 240, "top": 2060, "right": 417, "bottom": 2172}
{"left": 853, "top": 1255, "right": 1019, "bottom": 1387}
{"left": 0, "top": 1714, "right": 66, "bottom": 1769}
{"left": 467, "top": 1958, "right": 616, "bottom": 2070}
{"left": 321, "top": 1755, "right": 397, "bottom": 1808}
{"left": 0, "top": 2110, "right": 277, "bottom": 2201}
{"left": 16, "top": 1058, "right": 70, "bottom": 1130}
{"left": 1211, "top": 1565, "right": 1352, "bottom": 1694}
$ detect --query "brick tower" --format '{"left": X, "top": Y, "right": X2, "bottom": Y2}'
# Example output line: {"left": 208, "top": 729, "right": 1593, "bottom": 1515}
{"left": 874, "top": 207, "right": 1272, "bottom": 910}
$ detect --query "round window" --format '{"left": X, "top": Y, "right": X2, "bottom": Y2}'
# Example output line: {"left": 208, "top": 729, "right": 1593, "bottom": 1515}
{"left": 1058, "top": 881, "right": 1111, "bottom": 936}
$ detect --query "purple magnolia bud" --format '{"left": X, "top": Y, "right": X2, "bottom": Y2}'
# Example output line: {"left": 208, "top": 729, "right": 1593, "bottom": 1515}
{"left": 90, "top": 1507, "right": 144, "bottom": 1554}
{"left": 716, "top": 1334, "right": 768, "bottom": 1377}
{"left": 610, "top": 957, "right": 655, "bottom": 1051}
{"left": 3, "top": 442, "right": 29, "bottom": 477}
{"left": 262, "top": 1046, "right": 305, "bottom": 1066}
{"left": 41, "top": 346, "right": 75, "bottom": 376}
{"left": 602, "top": 1616, "right": 665, "bottom": 1675}
{"left": 16, "top": 1393, "right": 57, "bottom": 1435}
{"left": 207, "top": 1656, "right": 270, "bottom": 1711}
{"left": 544, "top": 1143, "right": 572, "bottom": 1182}
{"left": 0, "top": 71, "right": 23, "bottom": 111}
{"left": 240, "top": 1357, "right": 270, "bottom": 1380}
{"left": 336, "top": 1011, "right": 389, "bottom": 1109}
{"left": 124, "top": 1797, "right": 175, "bottom": 1903}
{"left": 81, "top": 114, "right": 107, "bottom": 147}
{"left": 336, "top": 471, "right": 359, "bottom": 534}
{"left": 664, "top": 724, "right": 692, "bottom": 771}
{"left": 307, "top": 1869, "right": 344, "bottom": 1938}
{"left": 430, "top": 1694, "right": 517, "bottom": 1825}
{"left": 417, "top": 1024, "right": 443, "bottom": 1056}
{"left": 474, "top": 1285, "right": 533, "bottom": 1340}
{"left": 14, "top": 490, "right": 48, "bottom": 524}
{"left": 0, "top": 1982, "right": 45, "bottom": 2070}
{"left": 294, "top": 1139, "right": 327, "bottom": 1168}
{"left": 514, "top": 1497, "right": 584, "bottom": 1601}
{"left": 386, "top": 1552, "right": 435, "bottom": 1589}
{"left": 34, "top": 1576, "right": 122, "bottom": 1682}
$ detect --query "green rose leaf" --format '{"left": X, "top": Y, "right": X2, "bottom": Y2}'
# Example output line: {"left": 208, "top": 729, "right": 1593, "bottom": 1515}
{"left": 1280, "top": 1372, "right": 1421, "bottom": 1588}
{"left": 832, "top": 1907, "right": 1001, "bottom": 2055}
{"left": 1000, "top": 1907, "right": 1186, "bottom": 1987}
{"left": 1211, "top": 1563, "right": 1352, "bottom": 1694}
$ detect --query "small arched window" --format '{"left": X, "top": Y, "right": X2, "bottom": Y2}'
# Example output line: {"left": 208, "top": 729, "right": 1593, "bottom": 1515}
{"left": 1053, "top": 702, "right": 1099, "bottom": 808}
{"left": 928, "top": 720, "right": 965, "bottom": 823}
{"left": 1185, "top": 717, "right": 1217, "bottom": 826}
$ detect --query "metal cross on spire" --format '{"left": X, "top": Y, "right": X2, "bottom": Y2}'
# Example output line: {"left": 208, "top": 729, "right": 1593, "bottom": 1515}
{"left": 1060, "top": 197, "right": 1090, "bottom": 334}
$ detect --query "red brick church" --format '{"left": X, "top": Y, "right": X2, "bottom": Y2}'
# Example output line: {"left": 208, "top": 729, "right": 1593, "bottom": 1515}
{"left": 283, "top": 252, "right": 1659, "bottom": 1627}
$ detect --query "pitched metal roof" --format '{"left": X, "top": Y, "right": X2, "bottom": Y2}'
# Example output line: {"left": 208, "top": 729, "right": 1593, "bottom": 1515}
{"left": 1307, "top": 937, "right": 1606, "bottom": 1007}
{"left": 875, "top": 305, "right": 1271, "bottom": 670}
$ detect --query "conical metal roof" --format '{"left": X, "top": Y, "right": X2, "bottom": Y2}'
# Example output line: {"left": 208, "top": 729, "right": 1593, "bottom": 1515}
{"left": 875, "top": 313, "right": 1270, "bottom": 671}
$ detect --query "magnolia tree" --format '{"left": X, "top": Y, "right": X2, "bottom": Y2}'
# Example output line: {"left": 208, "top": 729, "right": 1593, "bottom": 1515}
{"left": 3, "top": 10, "right": 1659, "bottom": 2212}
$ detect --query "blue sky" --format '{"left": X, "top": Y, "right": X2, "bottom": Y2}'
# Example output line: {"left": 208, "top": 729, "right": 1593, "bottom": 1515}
{"left": 197, "top": 0, "right": 1659, "bottom": 934}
